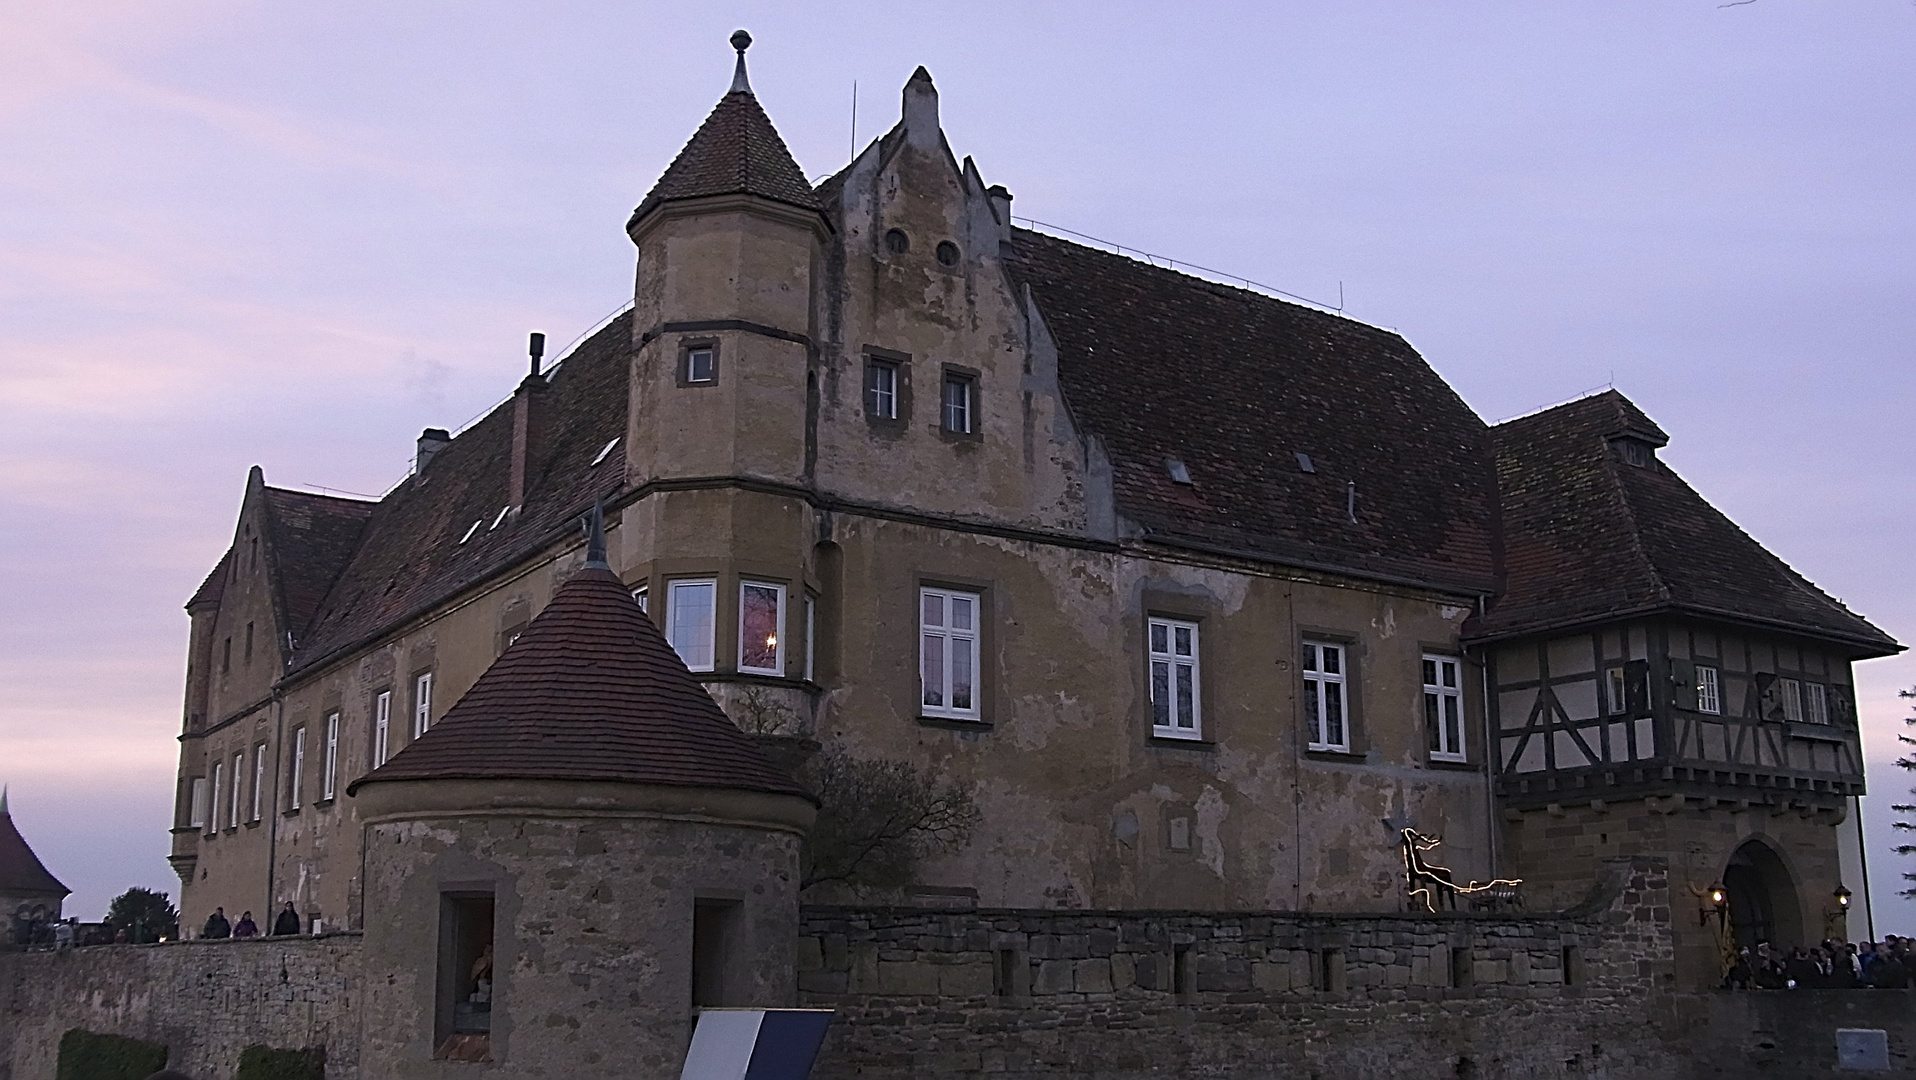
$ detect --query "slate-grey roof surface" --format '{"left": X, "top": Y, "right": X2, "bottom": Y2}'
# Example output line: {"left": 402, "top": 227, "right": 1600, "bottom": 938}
{"left": 260, "top": 487, "right": 375, "bottom": 644}
{"left": 348, "top": 565, "right": 811, "bottom": 800}
{"left": 1005, "top": 227, "right": 1500, "bottom": 594}
{"left": 631, "top": 90, "right": 820, "bottom": 225}
{"left": 0, "top": 805, "right": 69, "bottom": 898}
{"left": 1473, "top": 391, "right": 1899, "bottom": 654}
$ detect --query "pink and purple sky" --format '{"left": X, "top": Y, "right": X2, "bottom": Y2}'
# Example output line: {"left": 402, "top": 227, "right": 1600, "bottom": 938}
{"left": 3, "top": 2, "right": 1912, "bottom": 932}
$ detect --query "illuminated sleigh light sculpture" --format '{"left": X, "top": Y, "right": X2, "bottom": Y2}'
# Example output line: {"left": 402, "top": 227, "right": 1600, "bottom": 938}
{"left": 1399, "top": 828, "right": 1523, "bottom": 913}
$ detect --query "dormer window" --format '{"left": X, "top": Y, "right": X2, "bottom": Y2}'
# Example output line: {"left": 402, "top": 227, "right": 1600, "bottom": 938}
{"left": 1166, "top": 458, "right": 1193, "bottom": 485}
{"left": 1612, "top": 437, "right": 1655, "bottom": 468}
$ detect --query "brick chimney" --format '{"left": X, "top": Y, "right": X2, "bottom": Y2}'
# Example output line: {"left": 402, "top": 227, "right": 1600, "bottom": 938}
{"left": 415, "top": 427, "right": 451, "bottom": 474}
{"left": 509, "top": 333, "right": 547, "bottom": 514}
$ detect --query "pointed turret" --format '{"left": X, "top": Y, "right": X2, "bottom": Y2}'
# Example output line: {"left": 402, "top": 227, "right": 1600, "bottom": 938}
{"left": 628, "top": 30, "right": 819, "bottom": 230}
{"left": 0, "top": 787, "right": 71, "bottom": 908}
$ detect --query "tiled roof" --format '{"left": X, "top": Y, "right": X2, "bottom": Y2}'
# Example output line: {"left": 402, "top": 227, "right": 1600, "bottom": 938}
{"left": 1473, "top": 391, "right": 1900, "bottom": 654}
{"left": 349, "top": 566, "right": 811, "bottom": 800}
{"left": 631, "top": 90, "right": 820, "bottom": 225}
{"left": 0, "top": 806, "right": 68, "bottom": 897}
{"left": 1005, "top": 228, "right": 1499, "bottom": 593}
{"left": 186, "top": 549, "right": 231, "bottom": 609}
{"left": 287, "top": 312, "right": 633, "bottom": 674}
{"left": 260, "top": 487, "right": 374, "bottom": 644}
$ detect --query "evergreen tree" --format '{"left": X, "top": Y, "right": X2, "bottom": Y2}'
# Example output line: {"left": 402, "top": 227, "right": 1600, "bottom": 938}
{"left": 105, "top": 887, "right": 179, "bottom": 944}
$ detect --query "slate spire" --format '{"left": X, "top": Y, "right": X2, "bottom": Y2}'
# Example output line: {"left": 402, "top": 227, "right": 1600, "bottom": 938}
{"left": 0, "top": 787, "right": 71, "bottom": 898}
{"left": 629, "top": 32, "right": 819, "bottom": 227}
{"left": 349, "top": 562, "right": 810, "bottom": 801}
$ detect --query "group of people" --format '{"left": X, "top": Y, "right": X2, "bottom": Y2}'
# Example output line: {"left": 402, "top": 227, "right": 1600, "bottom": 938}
{"left": 198, "top": 901, "right": 302, "bottom": 940}
{"left": 1726, "top": 936, "right": 1913, "bottom": 989}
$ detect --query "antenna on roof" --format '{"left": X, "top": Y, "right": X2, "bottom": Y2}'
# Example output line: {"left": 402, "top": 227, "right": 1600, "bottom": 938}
{"left": 729, "top": 30, "right": 753, "bottom": 95}
{"left": 528, "top": 332, "right": 546, "bottom": 378}
{"left": 581, "top": 499, "right": 609, "bottom": 570}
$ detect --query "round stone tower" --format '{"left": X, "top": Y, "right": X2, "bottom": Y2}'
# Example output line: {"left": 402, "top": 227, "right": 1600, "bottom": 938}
{"left": 348, "top": 519, "right": 815, "bottom": 1078}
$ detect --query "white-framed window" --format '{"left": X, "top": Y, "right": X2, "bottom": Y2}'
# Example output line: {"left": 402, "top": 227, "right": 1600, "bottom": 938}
{"left": 738, "top": 581, "right": 786, "bottom": 676}
{"left": 1781, "top": 677, "right": 1803, "bottom": 723}
{"left": 413, "top": 673, "right": 433, "bottom": 738}
{"left": 667, "top": 579, "right": 718, "bottom": 671}
{"left": 804, "top": 595, "right": 816, "bottom": 683}
{"left": 1148, "top": 617, "right": 1202, "bottom": 738}
{"left": 685, "top": 345, "right": 716, "bottom": 383}
{"left": 920, "top": 587, "right": 980, "bottom": 720}
{"left": 866, "top": 360, "right": 898, "bottom": 418}
{"left": 373, "top": 690, "right": 392, "bottom": 767}
{"left": 1422, "top": 655, "right": 1465, "bottom": 761}
{"left": 289, "top": 727, "right": 306, "bottom": 811}
{"left": 1303, "top": 641, "right": 1349, "bottom": 752}
{"left": 230, "top": 752, "right": 244, "bottom": 828}
{"left": 189, "top": 777, "right": 208, "bottom": 829}
{"left": 633, "top": 584, "right": 648, "bottom": 613}
{"left": 208, "top": 763, "right": 222, "bottom": 833}
{"left": 1696, "top": 665, "right": 1721, "bottom": 715}
{"left": 941, "top": 373, "right": 974, "bottom": 433}
{"left": 1805, "top": 682, "right": 1829, "bottom": 724}
{"left": 1606, "top": 667, "right": 1627, "bottom": 715}
{"left": 251, "top": 745, "right": 265, "bottom": 821}
{"left": 322, "top": 712, "right": 339, "bottom": 801}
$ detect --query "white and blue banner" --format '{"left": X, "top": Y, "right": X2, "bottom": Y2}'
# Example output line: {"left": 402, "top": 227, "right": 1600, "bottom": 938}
{"left": 679, "top": 1008, "right": 833, "bottom": 1080}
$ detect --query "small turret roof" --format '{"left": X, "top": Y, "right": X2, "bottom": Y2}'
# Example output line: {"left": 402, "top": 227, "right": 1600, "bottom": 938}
{"left": 348, "top": 564, "right": 810, "bottom": 801}
{"left": 630, "top": 37, "right": 818, "bottom": 225}
{"left": 0, "top": 791, "right": 70, "bottom": 898}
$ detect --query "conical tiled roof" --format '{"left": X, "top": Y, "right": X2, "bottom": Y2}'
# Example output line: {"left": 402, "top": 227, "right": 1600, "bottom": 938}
{"left": 348, "top": 566, "right": 810, "bottom": 800}
{"left": 630, "top": 89, "right": 820, "bottom": 225}
{"left": 0, "top": 793, "right": 70, "bottom": 897}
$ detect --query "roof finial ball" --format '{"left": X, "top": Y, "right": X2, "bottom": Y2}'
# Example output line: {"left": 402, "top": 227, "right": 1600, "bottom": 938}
{"left": 729, "top": 29, "right": 753, "bottom": 95}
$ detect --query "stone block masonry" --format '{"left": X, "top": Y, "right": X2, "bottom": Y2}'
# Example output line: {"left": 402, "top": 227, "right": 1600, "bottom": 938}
{"left": 0, "top": 934, "right": 362, "bottom": 1080}
{"left": 797, "top": 860, "right": 1681, "bottom": 1079}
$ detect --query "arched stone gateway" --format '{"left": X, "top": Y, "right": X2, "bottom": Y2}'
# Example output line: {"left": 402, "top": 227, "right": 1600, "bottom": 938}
{"left": 1722, "top": 839, "right": 1804, "bottom": 951}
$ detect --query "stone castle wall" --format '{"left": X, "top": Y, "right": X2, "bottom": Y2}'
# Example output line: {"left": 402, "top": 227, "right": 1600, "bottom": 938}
{"left": 0, "top": 934, "right": 362, "bottom": 1080}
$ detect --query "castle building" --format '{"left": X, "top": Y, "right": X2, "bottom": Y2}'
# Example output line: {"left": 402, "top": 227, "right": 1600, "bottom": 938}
{"left": 166, "top": 30, "right": 1898, "bottom": 1015}
{"left": 1, "top": 789, "right": 69, "bottom": 937}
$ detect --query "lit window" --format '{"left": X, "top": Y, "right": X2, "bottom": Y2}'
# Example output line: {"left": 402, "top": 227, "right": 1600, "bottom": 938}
{"left": 738, "top": 581, "right": 786, "bottom": 676}
{"left": 252, "top": 745, "right": 265, "bottom": 821}
{"left": 920, "top": 587, "right": 980, "bottom": 720}
{"left": 1696, "top": 666, "right": 1720, "bottom": 715}
{"left": 668, "top": 579, "right": 718, "bottom": 672}
{"left": 414, "top": 673, "right": 434, "bottom": 738}
{"left": 1423, "top": 655, "right": 1464, "bottom": 761}
{"left": 942, "top": 374, "right": 974, "bottom": 434}
{"left": 189, "top": 777, "right": 208, "bottom": 829}
{"left": 1148, "top": 617, "right": 1202, "bottom": 738}
{"left": 685, "top": 346, "right": 716, "bottom": 384}
{"left": 1805, "top": 682, "right": 1828, "bottom": 724}
{"left": 290, "top": 727, "right": 306, "bottom": 811}
{"left": 208, "top": 763, "right": 223, "bottom": 833}
{"left": 322, "top": 712, "right": 339, "bottom": 801}
{"left": 1781, "top": 677, "right": 1803, "bottom": 723}
{"left": 1303, "top": 642, "right": 1348, "bottom": 752}
{"left": 373, "top": 690, "right": 392, "bottom": 767}
{"left": 1606, "top": 667, "right": 1627, "bottom": 715}
{"left": 866, "top": 360, "right": 898, "bottom": 419}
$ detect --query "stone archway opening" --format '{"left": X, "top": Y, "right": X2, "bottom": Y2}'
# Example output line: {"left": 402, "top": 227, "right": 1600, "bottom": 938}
{"left": 1723, "top": 840, "right": 1803, "bottom": 951}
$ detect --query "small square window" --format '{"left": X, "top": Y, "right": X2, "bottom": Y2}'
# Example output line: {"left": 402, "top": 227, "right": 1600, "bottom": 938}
{"left": 738, "top": 581, "right": 785, "bottom": 676}
{"left": 866, "top": 360, "right": 899, "bottom": 419}
{"left": 684, "top": 345, "right": 716, "bottom": 384}
{"left": 668, "top": 579, "right": 718, "bottom": 672}
{"left": 942, "top": 373, "right": 974, "bottom": 434}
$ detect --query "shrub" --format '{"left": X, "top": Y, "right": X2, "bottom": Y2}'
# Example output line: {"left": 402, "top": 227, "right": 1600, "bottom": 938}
{"left": 55, "top": 1028, "right": 168, "bottom": 1080}
{"left": 235, "top": 1044, "right": 326, "bottom": 1080}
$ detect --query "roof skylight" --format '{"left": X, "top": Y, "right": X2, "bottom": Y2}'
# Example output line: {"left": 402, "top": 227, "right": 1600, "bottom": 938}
{"left": 490, "top": 505, "right": 511, "bottom": 530}
{"left": 458, "top": 520, "right": 482, "bottom": 545}
{"left": 591, "top": 437, "right": 620, "bottom": 467}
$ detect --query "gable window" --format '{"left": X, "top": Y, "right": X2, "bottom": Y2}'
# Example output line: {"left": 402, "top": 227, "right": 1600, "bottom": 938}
{"left": 1423, "top": 655, "right": 1465, "bottom": 762}
{"left": 251, "top": 745, "right": 265, "bottom": 821}
{"left": 941, "top": 373, "right": 975, "bottom": 434}
{"left": 230, "top": 752, "right": 244, "bottom": 828}
{"left": 1148, "top": 618, "right": 1202, "bottom": 739}
{"left": 1303, "top": 642, "right": 1348, "bottom": 752}
{"left": 289, "top": 727, "right": 306, "bottom": 811}
{"left": 738, "top": 581, "right": 786, "bottom": 676}
{"left": 667, "top": 579, "right": 718, "bottom": 672}
{"left": 920, "top": 587, "right": 980, "bottom": 720}
{"left": 684, "top": 344, "right": 716, "bottom": 385}
{"left": 189, "top": 777, "right": 208, "bottom": 829}
{"left": 208, "top": 763, "right": 223, "bottom": 834}
{"left": 865, "top": 359, "right": 898, "bottom": 419}
{"left": 322, "top": 712, "right": 339, "bottom": 801}
{"left": 1696, "top": 665, "right": 1721, "bottom": 715}
{"left": 1780, "top": 677, "right": 1803, "bottom": 723}
{"left": 413, "top": 673, "right": 434, "bottom": 738}
{"left": 373, "top": 690, "right": 392, "bottom": 767}
{"left": 1805, "top": 682, "right": 1829, "bottom": 724}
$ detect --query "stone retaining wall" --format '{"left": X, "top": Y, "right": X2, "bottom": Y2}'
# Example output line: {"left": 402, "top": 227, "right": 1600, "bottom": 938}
{"left": 0, "top": 934, "right": 362, "bottom": 1080}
